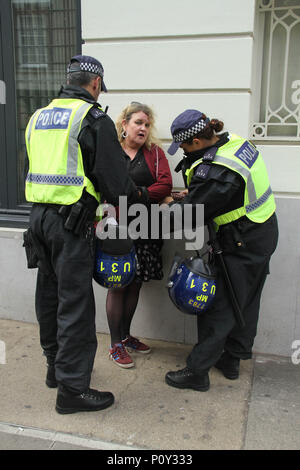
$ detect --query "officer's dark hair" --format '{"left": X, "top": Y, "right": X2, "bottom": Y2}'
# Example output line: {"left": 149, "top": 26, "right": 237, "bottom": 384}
{"left": 184, "top": 115, "right": 224, "bottom": 144}
{"left": 67, "top": 71, "right": 99, "bottom": 87}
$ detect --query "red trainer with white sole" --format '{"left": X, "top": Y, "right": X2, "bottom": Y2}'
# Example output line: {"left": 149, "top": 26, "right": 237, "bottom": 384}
{"left": 109, "top": 343, "right": 134, "bottom": 368}
{"left": 122, "top": 335, "right": 151, "bottom": 354}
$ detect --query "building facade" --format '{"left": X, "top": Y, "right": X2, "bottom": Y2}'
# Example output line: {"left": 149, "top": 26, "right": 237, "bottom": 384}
{"left": 0, "top": 0, "right": 299, "bottom": 356}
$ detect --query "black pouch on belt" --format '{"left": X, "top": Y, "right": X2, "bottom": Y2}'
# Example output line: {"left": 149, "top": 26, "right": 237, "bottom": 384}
{"left": 63, "top": 201, "right": 95, "bottom": 236}
{"left": 63, "top": 201, "right": 83, "bottom": 232}
{"left": 23, "top": 228, "right": 39, "bottom": 269}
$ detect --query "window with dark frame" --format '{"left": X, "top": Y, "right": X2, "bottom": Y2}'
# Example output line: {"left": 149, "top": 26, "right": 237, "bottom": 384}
{"left": 0, "top": 0, "right": 81, "bottom": 227}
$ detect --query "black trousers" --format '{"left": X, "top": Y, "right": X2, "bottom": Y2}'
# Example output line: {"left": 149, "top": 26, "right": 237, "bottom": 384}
{"left": 186, "top": 213, "right": 279, "bottom": 374}
{"left": 30, "top": 204, "right": 97, "bottom": 394}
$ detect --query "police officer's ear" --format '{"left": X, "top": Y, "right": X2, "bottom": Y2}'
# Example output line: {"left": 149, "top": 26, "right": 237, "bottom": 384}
{"left": 181, "top": 138, "right": 202, "bottom": 153}
{"left": 191, "top": 137, "right": 208, "bottom": 151}
{"left": 88, "top": 76, "right": 101, "bottom": 100}
{"left": 92, "top": 76, "right": 101, "bottom": 92}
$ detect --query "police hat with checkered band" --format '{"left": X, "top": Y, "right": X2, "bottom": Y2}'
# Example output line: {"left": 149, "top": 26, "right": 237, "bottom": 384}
{"left": 168, "top": 109, "right": 210, "bottom": 155}
{"left": 67, "top": 55, "right": 107, "bottom": 92}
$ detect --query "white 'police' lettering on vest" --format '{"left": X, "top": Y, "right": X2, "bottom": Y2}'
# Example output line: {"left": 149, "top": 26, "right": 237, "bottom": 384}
{"left": 234, "top": 141, "right": 259, "bottom": 169}
{"left": 35, "top": 108, "right": 72, "bottom": 130}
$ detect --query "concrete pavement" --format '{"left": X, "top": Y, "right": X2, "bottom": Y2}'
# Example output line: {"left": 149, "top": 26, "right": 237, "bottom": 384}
{"left": 0, "top": 318, "right": 299, "bottom": 451}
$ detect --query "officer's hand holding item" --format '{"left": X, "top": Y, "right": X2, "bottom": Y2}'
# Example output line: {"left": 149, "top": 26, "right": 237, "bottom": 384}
{"left": 172, "top": 189, "right": 188, "bottom": 201}
{"left": 100, "top": 102, "right": 172, "bottom": 369}
{"left": 24, "top": 55, "right": 145, "bottom": 414}
{"left": 164, "top": 109, "right": 278, "bottom": 392}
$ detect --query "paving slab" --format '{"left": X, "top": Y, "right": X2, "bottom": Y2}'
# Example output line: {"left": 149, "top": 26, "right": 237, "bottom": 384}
{"left": 0, "top": 319, "right": 253, "bottom": 450}
{"left": 244, "top": 355, "right": 300, "bottom": 450}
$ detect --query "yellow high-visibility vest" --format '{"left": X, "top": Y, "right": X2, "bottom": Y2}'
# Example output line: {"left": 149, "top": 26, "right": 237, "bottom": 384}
{"left": 25, "top": 98, "right": 101, "bottom": 205}
{"left": 185, "top": 134, "right": 276, "bottom": 226}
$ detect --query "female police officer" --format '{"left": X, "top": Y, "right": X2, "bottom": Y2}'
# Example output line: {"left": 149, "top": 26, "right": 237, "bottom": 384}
{"left": 164, "top": 109, "right": 278, "bottom": 392}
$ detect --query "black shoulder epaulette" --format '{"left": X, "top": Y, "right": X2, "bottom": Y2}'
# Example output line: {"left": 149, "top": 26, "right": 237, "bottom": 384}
{"left": 202, "top": 146, "right": 218, "bottom": 162}
{"left": 194, "top": 146, "right": 218, "bottom": 180}
{"left": 89, "top": 107, "right": 106, "bottom": 120}
{"left": 195, "top": 164, "right": 211, "bottom": 179}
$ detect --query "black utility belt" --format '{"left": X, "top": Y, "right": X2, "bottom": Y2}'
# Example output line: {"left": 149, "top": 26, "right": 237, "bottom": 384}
{"left": 220, "top": 216, "right": 255, "bottom": 232}
{"left": 40, "top": 201, "right": 95, "bottom": 235}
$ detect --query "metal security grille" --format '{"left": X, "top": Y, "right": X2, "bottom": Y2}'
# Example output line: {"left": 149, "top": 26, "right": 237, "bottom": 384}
{"left": 251, "top": 0, "right": 300, "bottom": 140}
{"left": 12, "top": 0, "right": 80, "bottom": 206}
{"left": 16, "top": 14, "right": 48, "bottom": 66}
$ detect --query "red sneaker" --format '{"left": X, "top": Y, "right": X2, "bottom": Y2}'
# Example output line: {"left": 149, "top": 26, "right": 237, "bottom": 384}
{"left": 122, "top": 335, "right": 151, "bottom": 354}
{"left": 109, "top": 343, "right": 134, "bottom": 368}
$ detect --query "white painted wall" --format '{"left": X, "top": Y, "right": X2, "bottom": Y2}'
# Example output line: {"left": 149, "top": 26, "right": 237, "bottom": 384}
{"left": 84, "top": 37, "right": 253, "bottom": 90}
{"left": 82, "top": 0, "right": 300, "bottom": 194}
{"left": 257, "top": 145, "right": 300, "bottom": 194}
{"left": 82, "top": 0, "right": 257, "bottom": 190}
{"left": 82, "top": 0, "right": 255, "bottom": 39}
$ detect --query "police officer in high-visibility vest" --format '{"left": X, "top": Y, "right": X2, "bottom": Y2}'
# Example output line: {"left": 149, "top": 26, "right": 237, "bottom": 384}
{"left": 24, "top": 55, "right": 145, "bottom": 414}
{"left": 164, "top": 109, "right": 279, "bottom": 392}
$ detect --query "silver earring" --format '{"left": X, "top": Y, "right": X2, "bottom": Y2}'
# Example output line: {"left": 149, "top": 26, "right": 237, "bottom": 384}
{"left": 122, "top": 130, "right": 128, "bottom": 138}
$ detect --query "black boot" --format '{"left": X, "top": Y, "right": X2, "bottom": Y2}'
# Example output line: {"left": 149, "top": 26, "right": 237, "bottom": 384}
{"left": 45, "top": 356, "right": 57, "bottom": 388}
{"left": 215, "top": 351, "right": 240, "bottom": 380}
{"left": 56, "top": 387, "right": 115, "bottom": 414}
{"left": 165, "top": 367, "right": 210, "bottom": 392}
{"left": 46, "top": 363, "right": 57, "bottom": 388}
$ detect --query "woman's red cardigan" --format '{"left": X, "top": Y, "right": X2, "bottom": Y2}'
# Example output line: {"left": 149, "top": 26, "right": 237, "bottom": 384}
{"left": 142, "top": 144, "right": 173, "bottom": 202}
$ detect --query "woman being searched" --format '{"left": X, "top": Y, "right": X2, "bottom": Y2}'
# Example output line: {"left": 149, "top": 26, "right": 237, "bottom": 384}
{"left": 106, "top": 102, "right": 172, "bottom": 368}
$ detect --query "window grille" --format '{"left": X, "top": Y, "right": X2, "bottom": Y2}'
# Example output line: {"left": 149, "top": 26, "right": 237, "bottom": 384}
{"left": 11, "top": 0, "right": 80, "bottom": 207}
{"left": 251, "top": 0, "right": 300, "bottom": 140}
{"left": 17, "top": 14, "right": 48, "bottom": 67}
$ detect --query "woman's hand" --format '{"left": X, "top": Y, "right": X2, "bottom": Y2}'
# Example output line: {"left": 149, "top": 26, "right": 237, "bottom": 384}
{"left": 159, "top": 196, "right": 174, "bottom": 205}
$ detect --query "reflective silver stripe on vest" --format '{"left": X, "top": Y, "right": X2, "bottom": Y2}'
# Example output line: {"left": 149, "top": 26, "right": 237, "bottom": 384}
{"left": 27, "top": 102, "right": 92, "bottom": 185}
{"left": 26, "top": 110, "right": 39, "bottom": 149}
{"left": 213, "top": 155, "right": 257, "bottom": 202}
{"left": 67, "top": 102, "right": 92, "bottom": 176}
{"left": 246, "top": 185, "right": 273, "bottom": 213}
{"left": 26, "top": 173, "right": 84, "bottom": 186}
